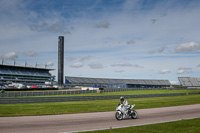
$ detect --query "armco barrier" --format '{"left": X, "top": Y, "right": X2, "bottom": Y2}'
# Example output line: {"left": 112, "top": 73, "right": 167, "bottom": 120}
{"left": 0, "top": 93, "right": 192, "bottom": 104}
{"left": 0, "top": 90, "right": 97, "bottom": 97}
{"left": 188, "top": 92, "right": 200, "bottom": 95}
{"left": 0, "top": 87, "right": 193, "bottom": 98}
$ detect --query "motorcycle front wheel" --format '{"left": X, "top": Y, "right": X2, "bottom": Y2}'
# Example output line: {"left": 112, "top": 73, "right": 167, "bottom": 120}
{"left": 115, "top": 111, "right": 123, "bottom": 120}
{"left": 131, "top": 110, "right": 138, "bottom": 119}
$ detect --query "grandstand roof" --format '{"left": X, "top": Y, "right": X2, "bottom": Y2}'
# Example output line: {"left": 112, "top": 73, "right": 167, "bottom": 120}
{"left": 65, "top": 76, "right": 171, "bottom": 86}
{"left": 0, "top": 64, "right": 54, "bottom": 71}
{"left": 178, "top": 77, "right": 200, "bottom": 87}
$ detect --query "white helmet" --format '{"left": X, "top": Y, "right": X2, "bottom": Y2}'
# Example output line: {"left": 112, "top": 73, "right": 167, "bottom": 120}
{"left": 120, "top": 96, "right": 124, "bottom": 100}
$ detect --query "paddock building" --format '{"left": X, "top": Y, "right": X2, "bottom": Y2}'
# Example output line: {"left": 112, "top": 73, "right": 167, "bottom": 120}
{"left": 65, "top": 76, "right": 171, "bottom": 88}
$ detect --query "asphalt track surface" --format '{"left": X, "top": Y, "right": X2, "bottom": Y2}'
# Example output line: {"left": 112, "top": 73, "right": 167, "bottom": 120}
{"left": 0, "top": 104, "right": 200, "bottom": 133}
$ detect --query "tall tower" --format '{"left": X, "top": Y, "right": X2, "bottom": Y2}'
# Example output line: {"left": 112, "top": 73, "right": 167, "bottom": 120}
{"left": 58, "top": 36, "right": 64, "bottom": 88}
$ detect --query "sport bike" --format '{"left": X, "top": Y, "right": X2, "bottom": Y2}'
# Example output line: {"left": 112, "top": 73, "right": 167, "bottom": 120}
{"left": 115, "top": 104, "right": 138, "bottom": 120}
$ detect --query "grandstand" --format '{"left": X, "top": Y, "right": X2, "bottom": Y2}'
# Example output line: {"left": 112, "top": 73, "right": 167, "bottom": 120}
{"left": 0, "top": 64, "right": 55, "bottom": 85}
{"left": 178, "top": 77, "right": 200, "bottom": 88}
{"left": 65, "top": 76, "right": 171, "bottom": 88}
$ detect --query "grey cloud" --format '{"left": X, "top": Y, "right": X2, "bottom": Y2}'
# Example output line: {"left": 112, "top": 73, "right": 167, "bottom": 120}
{"left": 148, "top": 50, "right": 156, "bottom": 54}
{"left": 115, "top": 69, "right": 125, "bottom": 73}
{"left": 126, "top": 40, "right": 135, "bottom": 45}
{"left": 67, "top": 57, "right": 77, "bottom": 61}
{"left": 70, "top": 62, "right": 83, "bottom": 68}
{"left": 157, "top": 46, "right": 166, "bottom": 53}
{"left": 80, "top": 55, "right": 92, "bottom": 62}
{"left": 88, "top": 62, "right": 103, "bottom": 69}
{"left": 151, "top": 19, "right": 158, "bottom": 24}
{"left": 96, "top": 21, "right": 110, "bottom": 29}
{"left": 111, "top": 62, "right": 143, "bottom": 68}
{"left": 29, "top": 22, "right": 73, "bottom": 34}
{"left": 148, "top": 46, "right": 166, "bottom": 54}
{"left": 67, "top": 55, "right": 93, "bottom": 62}
{"left": 175, "top": 42, "right": 200, "bottom": 53}
{"left": 160, "top": 13, "right": 167, "bottom": 17}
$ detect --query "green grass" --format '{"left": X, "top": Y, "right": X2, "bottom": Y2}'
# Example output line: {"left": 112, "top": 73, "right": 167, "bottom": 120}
{"left": 80, "top": 118, "right": 200, "bottom": 133}
{"left": 0, "top": 94, "right": 200, "bottom": 117}
{"left": 31, "top": 89, "right": 200, "bottom": 97}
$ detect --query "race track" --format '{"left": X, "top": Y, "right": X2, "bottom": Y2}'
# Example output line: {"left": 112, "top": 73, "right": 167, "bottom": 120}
{"left": 0, "top": 104, "right": 200, "bottom": 133}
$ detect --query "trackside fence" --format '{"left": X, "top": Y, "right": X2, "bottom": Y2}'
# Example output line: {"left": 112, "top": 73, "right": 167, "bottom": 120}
{"left": 0, "top": 92, "right": 199, "bottom": 104}
{"left": 0, "top": 90, "right": 96, "bottom": 97}
{"left": 1, "top": 87, "right": 198, "bottom": 98}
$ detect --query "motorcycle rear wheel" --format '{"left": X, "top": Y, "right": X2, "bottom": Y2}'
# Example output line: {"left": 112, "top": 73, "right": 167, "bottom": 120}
{"left": 115, "top": 111, "right": 123, "bottom": 120}
{"left": 131, "top": 110, "right": 138, "bottom": 119}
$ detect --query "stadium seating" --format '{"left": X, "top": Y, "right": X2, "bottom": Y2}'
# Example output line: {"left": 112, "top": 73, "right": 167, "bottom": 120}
{"left": 179, "top": 77, "right": 200, "bottom": 87}
{"left": 0, "top": 65, "right": 54, "bottom": 84}
{"left": 65, "top": 76, "right": 171, "bottom": 88}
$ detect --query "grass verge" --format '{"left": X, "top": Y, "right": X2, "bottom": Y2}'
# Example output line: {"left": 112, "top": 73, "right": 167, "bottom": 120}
{"left": 80, "top": 118, "right": 200, "bottom": 133}
{"left": 0, "top": 94, "right": 200, "bottom": 117}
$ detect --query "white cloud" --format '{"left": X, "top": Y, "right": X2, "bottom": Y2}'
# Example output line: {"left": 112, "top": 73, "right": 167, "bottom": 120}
{"left": 70, "top": 62, "right": 83, "bottom": 68}
{"left": 4, "top": 52, "right": 18, "bottom": 60}
{"left": 24, "top": 51, "right": 37, "bottom": 57}
{"left": 175, "top": 42, "right": 200, "bottom": 53}
{"left": 170, "top": 81, "right": 179, "bottom": 85}
{"left": 177, "top": 67, "right": 192, "bottom": 74}
{"left": 88, "top": 62, "right": 103, "bottom": 69}
{"left": 159, "top": 69, "right": 171, "bottom": 74}
{"left": 46, "top": 61, "right": 54, "bottom": 67}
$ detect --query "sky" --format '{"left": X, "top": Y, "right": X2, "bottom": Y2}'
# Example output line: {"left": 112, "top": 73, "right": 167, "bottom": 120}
{"left": 0, "top": 0, "right": 200, "bottom": 84}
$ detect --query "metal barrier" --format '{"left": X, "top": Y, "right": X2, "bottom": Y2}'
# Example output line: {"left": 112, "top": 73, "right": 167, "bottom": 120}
{"left": 1, "top": 92, "right": 198, "bottom": 104}
{"left": 0, "top": 87, "right": 199, "bottom": 98}
{"left": 0, "top": 90, "right": 97, "bottom": 97}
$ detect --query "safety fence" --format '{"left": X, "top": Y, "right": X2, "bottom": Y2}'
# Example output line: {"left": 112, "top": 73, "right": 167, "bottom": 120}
{"left": 0, "top": 92, "right": 199, "bottom": 104}
{"left": 0, "top": 90, "right": 97, "bottom": 97}
{"left": 0, "top": 87, "right": 192, "bottom": 98}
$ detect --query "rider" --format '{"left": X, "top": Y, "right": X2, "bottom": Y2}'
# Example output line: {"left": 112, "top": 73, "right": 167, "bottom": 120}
{"left": 120, "top": 96, "right": 131, "bottom": 112}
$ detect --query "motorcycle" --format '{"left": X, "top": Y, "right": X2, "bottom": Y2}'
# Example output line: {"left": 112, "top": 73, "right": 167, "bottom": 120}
{"left": 115, "top": 104, "right": 138, "bottom": 120}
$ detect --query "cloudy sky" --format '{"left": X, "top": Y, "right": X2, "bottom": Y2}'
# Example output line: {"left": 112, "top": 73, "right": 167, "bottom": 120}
{"left": 0, "top": 0, "right": 200, "bottom": 84}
